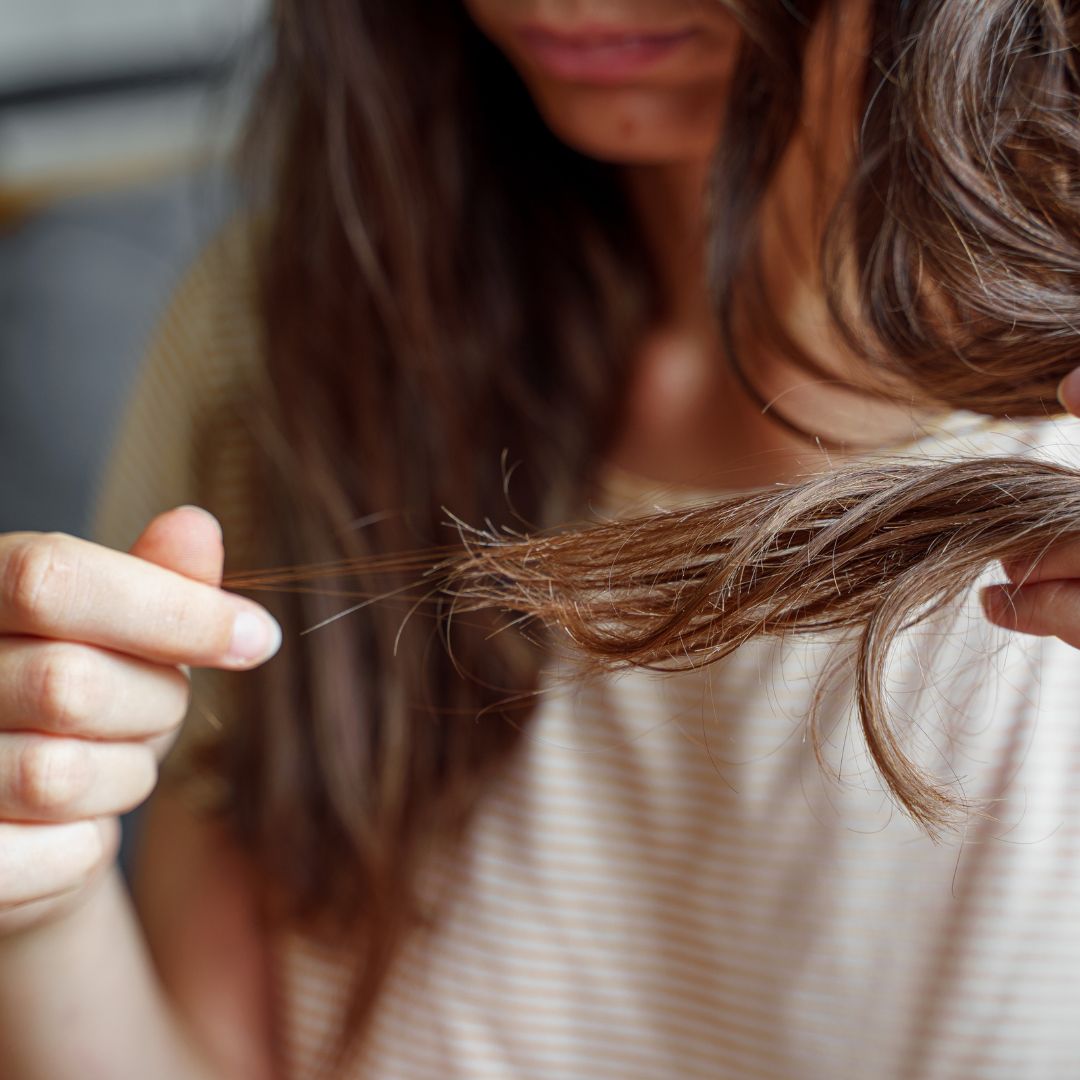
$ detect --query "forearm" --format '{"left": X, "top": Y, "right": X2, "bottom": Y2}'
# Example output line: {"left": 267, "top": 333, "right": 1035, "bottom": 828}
{"left": 0, "top": 867, "right": 223, "bottom": 1080}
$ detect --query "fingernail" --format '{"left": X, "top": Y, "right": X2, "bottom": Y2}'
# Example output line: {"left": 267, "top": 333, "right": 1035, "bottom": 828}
{"left": 1057, "top": 368, "right": 1080, "bottom": 413}
{"left": 227, "top": 606, "right": 282, "bottom": 664}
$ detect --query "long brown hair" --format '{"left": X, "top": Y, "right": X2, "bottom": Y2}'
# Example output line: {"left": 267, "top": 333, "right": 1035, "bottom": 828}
{"left": 205, "top": 0, "right": 1080, "bottom": 1053}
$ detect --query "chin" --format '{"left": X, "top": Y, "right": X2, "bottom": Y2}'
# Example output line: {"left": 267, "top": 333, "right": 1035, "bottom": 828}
{"left": 527, "top": 84, "right": 724, "bottom": 166}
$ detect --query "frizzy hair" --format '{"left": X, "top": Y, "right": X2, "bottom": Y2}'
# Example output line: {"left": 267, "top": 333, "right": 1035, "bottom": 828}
{"left": 204, "top": 0, "right": 1080, "bottom": 1055}
{"left": 440, "top": 454, "right": 1080, "bottom": 838}
{"left": 228, "top": 452, "right": 1080, "bottom": 841}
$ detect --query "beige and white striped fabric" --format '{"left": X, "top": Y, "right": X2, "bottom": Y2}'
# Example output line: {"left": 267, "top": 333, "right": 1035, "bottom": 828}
{"left": 97, "top": 234, "right": 1080, "bottom": 1079}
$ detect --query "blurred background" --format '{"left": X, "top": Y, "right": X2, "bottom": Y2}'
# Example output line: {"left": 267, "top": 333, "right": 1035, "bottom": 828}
{"left": 1, "top": 0, "right": 270, "bottom": 868}
{"left": 0, "top": 0, "right": 268, "bottom": 537}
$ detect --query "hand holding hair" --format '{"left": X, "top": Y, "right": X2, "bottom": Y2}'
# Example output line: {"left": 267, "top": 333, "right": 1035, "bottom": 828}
{"left": 230, "top": 450, "right": 1080, "bottom": 840}
{"left": 436, "top": 455, "right": 1080, "bottom": 837}
{"left": 0, "top": 508, "right": 281, "bottom": 936}
{"left": 977, "top": 373, "right": 1080, "bottom": 649}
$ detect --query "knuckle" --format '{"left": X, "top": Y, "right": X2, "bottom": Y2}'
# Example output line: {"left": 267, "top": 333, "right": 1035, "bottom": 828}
{"left": 13, "top": 739, "right": 89, "bottom": 816}
{"left": 96, "top": 817, "right": 121, "bottom": 862}
{"left": 25, "top": 645, "right": 101, "bottom": 732}
{"left": 129, "top": 752, "right": 159, "bottom": 807}
{"left": 63, "top": 823, "right": 108, "bottom": 882}
{"left": 147, "top": 730, "right": 181, "bottom": 761}
{"left": 163, "top": 667, "right": 193, "bottom": 730}
{"left": 0, "top": 820, "right": 105, "bottom": 915}
{"left": 1, "top": 535, "right": 75, "bottom": 629}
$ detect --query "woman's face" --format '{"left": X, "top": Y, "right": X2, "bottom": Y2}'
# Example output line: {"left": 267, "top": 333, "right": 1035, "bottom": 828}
{"left": 462, "top": 1, "right": 742, "bottom": 164}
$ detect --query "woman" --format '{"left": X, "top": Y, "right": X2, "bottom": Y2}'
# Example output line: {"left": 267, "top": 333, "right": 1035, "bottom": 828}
{"left": 3, "top": 1, "right": 1080, "bottom": 1076}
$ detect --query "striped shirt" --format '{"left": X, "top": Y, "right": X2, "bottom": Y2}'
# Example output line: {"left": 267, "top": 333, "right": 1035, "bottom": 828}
{"left": 96, "top": 230, "right": 1080, "bottom": 1079}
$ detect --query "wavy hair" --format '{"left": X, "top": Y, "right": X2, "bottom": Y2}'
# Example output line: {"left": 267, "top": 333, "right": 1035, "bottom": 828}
{"left": 204, "top": 0, "right": 1080, "bottom": 1056}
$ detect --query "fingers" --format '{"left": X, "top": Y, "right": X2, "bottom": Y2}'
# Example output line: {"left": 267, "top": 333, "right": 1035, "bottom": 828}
{"left": 1001, "top": 536, "right": 1080, "bottom": 588}
{"left": 129, "top": 506, "right": 224, "bottom": 587}
{"left": 1057, "top": 368, "right": 1080, "bottom": 416}
{"left": 0, "top": 509, "right": 241, "bottom": 933}
{"left": 0, "top": 735, "right": 156, "bottom": 823}
{"left": 0, "top": 820, "right": 108, "bottom": 907}
{"left": 0, "top": 819, "right": 119, "bottom": 935}
{"left": 994, "top": 367, "right": 1080, "bottom": 649}
{"left": 981, "top": 578, "right": 1080, "bottom": 650}
{"left": 0, "top": 532, "right": 280, "bottom": 670}
{"left": 0, "top": 638, "right": 189, "bottom": 741}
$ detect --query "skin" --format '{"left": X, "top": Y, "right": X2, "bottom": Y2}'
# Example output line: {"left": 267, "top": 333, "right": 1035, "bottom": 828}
{"left": 1, "top": 1, "right": 1079, "bottom": 1074}
{"left": 463, "top": 0, "right": 741, "bottom": 164}
{"left": 0, "top": 509, "right": 279, "bottom": 1077}
{"left": 467, "top": 0, "right": 923, "bottom": 490}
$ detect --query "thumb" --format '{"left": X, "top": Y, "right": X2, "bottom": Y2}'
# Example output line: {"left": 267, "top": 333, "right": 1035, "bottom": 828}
{"left": 129, "top": 506, "right": 225, "bottom": 587}
{"left": 1057, "top": 368, "right": 1080, "bottom": 416}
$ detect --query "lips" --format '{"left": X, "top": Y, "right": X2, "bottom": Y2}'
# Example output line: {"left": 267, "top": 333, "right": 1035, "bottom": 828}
{"left": 517, "top": 24, "right": 700, "bottom": 82}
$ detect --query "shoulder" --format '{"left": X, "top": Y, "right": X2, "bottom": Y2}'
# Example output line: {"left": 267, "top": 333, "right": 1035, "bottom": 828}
{"left": 92, "top": 219, "right": 265, "bottom": 554}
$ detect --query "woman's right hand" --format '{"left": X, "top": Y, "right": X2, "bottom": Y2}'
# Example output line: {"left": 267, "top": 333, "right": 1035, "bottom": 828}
{"left": 0, "top": 507, "right": 281, "bottom": 936}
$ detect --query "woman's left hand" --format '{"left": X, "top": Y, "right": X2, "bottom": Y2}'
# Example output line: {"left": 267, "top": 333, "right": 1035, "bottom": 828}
{"left": 981, "top": 370, "right": 1080, "bottom": 648}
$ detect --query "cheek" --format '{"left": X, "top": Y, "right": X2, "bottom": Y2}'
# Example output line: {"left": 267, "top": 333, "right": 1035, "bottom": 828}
{"left": 522, "top": 79, "right": 729, "bottom": 165}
